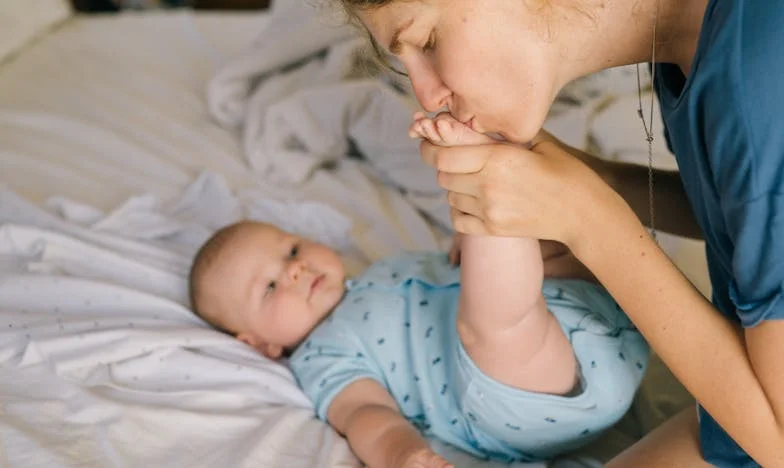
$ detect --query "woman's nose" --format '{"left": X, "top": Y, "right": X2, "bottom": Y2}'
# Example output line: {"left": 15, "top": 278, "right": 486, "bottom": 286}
{"left": 408, "top": 60, "right": 450, "bottom": 113}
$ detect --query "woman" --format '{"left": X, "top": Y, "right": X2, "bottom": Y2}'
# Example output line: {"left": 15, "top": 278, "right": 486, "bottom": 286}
{"left": 338, "top": 0, "right": 784, "bottom": 466}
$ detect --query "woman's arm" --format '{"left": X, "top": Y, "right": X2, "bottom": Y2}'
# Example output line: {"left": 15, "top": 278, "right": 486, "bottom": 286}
{"left": 421, "top": 138, "right": 784, "bottom": 465}
{"left": 545, "top": 133, "right": 703, "bottom": 240}
{"left": 573, "top": 178, "right": 784, "bottom": 466}
{"left": 598, "top": 160, "right": 703, "bottom": 239}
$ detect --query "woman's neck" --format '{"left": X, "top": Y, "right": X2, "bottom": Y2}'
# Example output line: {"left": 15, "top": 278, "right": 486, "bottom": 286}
{"left": 660, "top": 0, "right": 711, "bottom": 75}
{"left": 558, "top": 0, "right": 710, "bottom": 83}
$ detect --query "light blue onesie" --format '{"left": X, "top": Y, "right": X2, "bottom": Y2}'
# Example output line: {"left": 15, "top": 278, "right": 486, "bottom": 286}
{"left": 289, "top": 252, "right": 649, "bottom": 462}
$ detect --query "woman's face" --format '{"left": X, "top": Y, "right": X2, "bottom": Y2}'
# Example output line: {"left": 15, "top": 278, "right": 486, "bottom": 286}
{"left": 361, "top": 0, "right": 566, "bottom": 143}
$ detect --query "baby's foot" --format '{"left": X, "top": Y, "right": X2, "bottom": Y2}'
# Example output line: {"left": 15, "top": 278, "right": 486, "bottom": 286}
{"left": 409, "top": 112, "right": 494, "bottom": 147}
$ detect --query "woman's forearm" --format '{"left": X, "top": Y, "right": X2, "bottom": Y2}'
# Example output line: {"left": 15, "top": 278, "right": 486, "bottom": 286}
{"left": 604, "top": 161, "right": 703, "bottom": 239}
{"left": 571, "top": 188, "right": 784, "bottom": 466}
{"left": 565, "top": 142, "right": 702, "bottom": 239}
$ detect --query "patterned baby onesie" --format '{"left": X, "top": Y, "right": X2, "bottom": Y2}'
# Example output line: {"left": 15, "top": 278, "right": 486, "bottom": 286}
{"left": 289, "top": 251, "right": 649, "bottom": 462}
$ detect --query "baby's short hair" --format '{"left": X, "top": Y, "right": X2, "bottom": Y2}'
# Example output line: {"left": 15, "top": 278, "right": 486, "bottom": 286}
{"left": 188, "top": 221, "right": 251, "bottom": 334}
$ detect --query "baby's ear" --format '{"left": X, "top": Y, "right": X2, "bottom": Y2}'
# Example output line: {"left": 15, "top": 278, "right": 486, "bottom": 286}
{"left": 236, "top": 333, "right": 283, "bottom": 360}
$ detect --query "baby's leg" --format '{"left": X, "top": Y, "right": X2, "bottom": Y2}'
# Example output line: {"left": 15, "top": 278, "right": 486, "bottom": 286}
{"left": 457, "top": 236, "right": 577, "bottom": 394}
{"left": 411, "top": 112, "right": 577, "bottom": 394}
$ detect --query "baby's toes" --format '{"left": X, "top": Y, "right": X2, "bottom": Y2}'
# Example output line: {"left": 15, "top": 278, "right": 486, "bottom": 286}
{"left": 436, "top": 118, "right": 493, "bottom": 146}
{"left": 408, "top": 121, "right": 424, "bottom": 139}
{"left": 421, "top": 119, "right": 443, "bottom": 144}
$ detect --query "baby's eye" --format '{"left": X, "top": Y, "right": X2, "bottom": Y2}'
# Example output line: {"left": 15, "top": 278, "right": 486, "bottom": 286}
{"left": 266, "top": 281, "right": 276, "bottom": 295}
{"left": 289, "top": 245, "right": 299, "bottom": 258}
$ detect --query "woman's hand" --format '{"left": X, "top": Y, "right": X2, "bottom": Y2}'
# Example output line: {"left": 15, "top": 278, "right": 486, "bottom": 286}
{"left": 421, "top": 135, "right": 614, "bottom": 249}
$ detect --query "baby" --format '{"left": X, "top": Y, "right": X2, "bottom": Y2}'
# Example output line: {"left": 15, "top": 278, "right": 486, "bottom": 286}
{"left": 189, "top": 114, "right": 649, "bottom": 467}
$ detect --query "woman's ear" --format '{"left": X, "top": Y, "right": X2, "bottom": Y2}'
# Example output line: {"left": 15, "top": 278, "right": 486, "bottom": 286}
{"left": 236, "top": 332, "right": 283, "bottom": 360}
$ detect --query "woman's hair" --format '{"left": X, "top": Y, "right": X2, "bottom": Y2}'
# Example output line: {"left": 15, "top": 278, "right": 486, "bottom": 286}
{"left": 334, "top": 0, "right": 393, "bottom": 16}
{"left": 328, "top": 0, "right": 404, "bottom": 74}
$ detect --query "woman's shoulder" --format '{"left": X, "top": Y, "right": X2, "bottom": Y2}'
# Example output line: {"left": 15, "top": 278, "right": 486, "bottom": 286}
{"left": 691, "top": 1, "right": 784, "bottom": 190}
{"left": 706, "top": 1, "right": 784, "bottom": 87}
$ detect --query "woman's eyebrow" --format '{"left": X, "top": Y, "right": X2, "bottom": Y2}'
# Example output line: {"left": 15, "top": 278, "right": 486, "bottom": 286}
{"left": 388, "top": 18, "right": 415, "bottom": 55}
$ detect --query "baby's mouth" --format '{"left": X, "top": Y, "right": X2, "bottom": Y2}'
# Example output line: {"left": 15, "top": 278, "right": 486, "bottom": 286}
{"left": 309, "top": 274, "right": 325, "bottom": 299}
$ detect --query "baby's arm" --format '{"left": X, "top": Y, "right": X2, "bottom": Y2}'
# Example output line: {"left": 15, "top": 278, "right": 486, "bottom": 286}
{"left": 328, "top": 379, "right": 452, "bottom": 468}
{"left": 412, "top": 114, "right": 577, "bottom": 395}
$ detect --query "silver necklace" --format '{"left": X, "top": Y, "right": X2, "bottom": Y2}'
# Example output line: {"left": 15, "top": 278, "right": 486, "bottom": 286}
{"left": 636, "top": 6, "right": 658, "bottom": 241}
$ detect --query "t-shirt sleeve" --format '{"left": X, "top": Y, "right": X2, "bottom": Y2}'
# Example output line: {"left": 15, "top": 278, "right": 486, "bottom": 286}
{"left": 723, "top": 4, "right": 784, "bottom": 327}
{"left": 725, "top": 192, "right": 784, "bottom": 327}
{"left": 289, "top": 319, "right": 386, "bottom": 421}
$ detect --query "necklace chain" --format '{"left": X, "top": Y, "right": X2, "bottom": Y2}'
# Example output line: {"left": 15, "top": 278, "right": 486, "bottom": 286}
{"left": 636, "top": 6, "right": 658, "bottom": 242}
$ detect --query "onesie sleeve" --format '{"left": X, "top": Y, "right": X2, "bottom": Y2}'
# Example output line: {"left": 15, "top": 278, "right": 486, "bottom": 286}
{"left": 289, "top": 318, "right": 387, "bottom": 421}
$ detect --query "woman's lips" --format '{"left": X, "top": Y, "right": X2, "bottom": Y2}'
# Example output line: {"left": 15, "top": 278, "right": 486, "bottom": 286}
{"left": 462, "top": 117, "right": 506, "bottom": 141}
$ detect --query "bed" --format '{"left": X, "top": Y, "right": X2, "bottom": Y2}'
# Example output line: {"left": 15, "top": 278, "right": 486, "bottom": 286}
{"left": 0, "top": 1, "right": 706, "bottom": 466}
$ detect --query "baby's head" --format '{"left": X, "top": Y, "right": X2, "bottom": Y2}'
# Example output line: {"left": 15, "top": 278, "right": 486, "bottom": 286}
{"left": 189, "top": 221, "right": 346, "bottom": 359}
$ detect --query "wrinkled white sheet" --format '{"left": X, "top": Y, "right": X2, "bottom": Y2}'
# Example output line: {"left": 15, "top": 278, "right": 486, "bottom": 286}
{"left": 0, "top": 177, "right": 358, "bottom": 468}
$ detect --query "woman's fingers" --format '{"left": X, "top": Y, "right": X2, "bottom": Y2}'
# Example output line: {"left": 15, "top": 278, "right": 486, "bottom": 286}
{"left": 420, "top": 140, "right": 490, "bottom": 173}
{"left": 419, "top": 134, "right": 609, "bottom": 243}
{"left": 438, "top": 171, "right": 484, "bottom": 198}
{"left": 450, "top": 208, "right": 489, "bottom": 236}
{"left": 447, "top": 191, "right": 482, "bottom": 217}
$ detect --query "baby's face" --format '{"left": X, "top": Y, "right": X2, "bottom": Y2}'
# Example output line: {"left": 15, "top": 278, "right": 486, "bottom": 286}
{"left": 202, "top": 223, "right": 345, "bottom": 356}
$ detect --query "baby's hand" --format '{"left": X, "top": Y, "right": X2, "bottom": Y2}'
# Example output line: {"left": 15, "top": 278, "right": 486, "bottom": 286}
{"left": 409, "top": 111, "right": 494, "bottom": 147}
{"left": 400, "top": 447, "right": 453, "bottom": 468}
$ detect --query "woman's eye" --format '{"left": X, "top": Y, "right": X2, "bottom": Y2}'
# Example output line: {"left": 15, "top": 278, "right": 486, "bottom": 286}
{"left": 266, "top": 281, "right": 276, "bottom": 295}
{"left": 289, "top": 245, "right": 299, "bottom": 258}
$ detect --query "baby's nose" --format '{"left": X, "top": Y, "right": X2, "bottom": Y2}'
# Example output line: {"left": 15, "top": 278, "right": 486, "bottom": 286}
{"left": 286, "top": 259, "right": 306, "bottom": 280}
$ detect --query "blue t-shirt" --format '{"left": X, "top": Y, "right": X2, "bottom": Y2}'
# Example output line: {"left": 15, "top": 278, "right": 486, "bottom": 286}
{"left": 654, "top": 1, "right": 784, "bottom": 465}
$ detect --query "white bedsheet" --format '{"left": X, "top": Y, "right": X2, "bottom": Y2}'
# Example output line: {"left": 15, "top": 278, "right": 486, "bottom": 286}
{"left": 0, "top": 5, "right": 702, "bottom": 468}
{"left": 0, "top": 175, "right": 366, "bottom": 468}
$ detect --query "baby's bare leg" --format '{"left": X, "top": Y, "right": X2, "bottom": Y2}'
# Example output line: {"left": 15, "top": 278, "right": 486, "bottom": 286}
{"left": 457, "top": 235, "right": 577, "bottom": 394}
{"left": 411, "top": 112, "right": 577, "bottom": 394}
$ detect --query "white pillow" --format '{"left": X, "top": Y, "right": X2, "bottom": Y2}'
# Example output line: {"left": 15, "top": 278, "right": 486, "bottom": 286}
{"left": 0, "top": 0, "right": 73, "bottom": 65}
